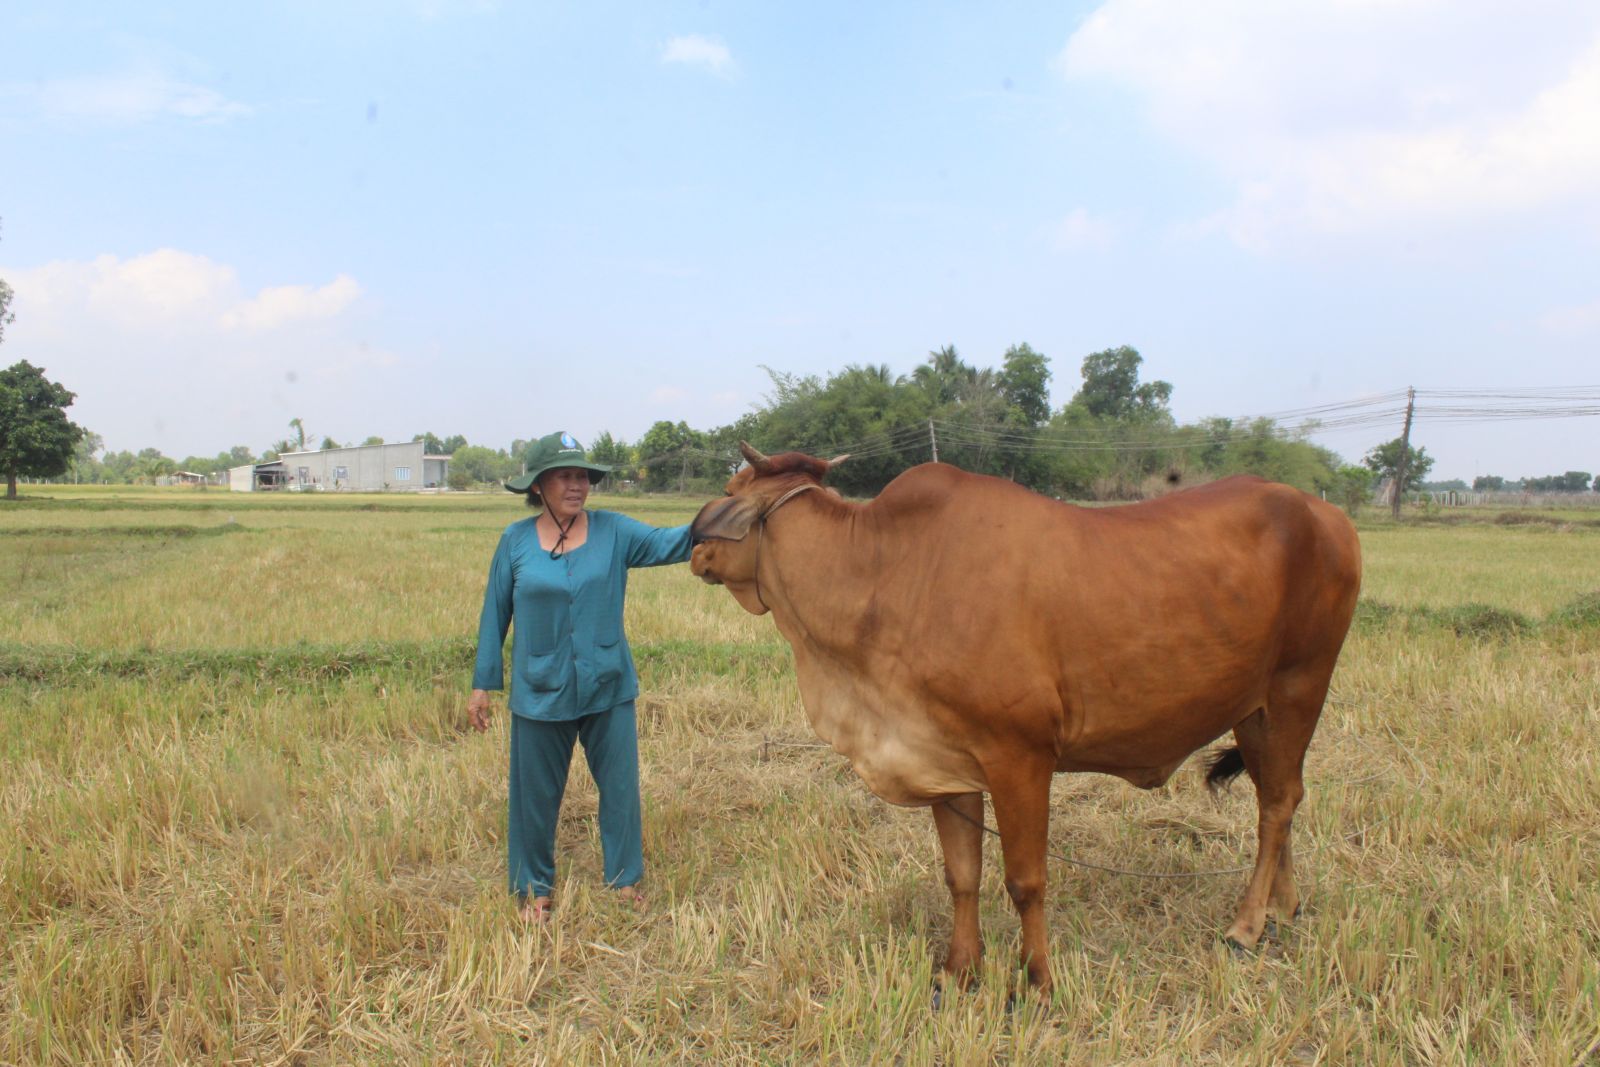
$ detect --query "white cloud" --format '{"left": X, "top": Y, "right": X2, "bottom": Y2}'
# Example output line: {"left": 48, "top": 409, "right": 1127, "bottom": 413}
{"left": 222, "top": 276, "right": 363, "bottom": 331}
{"left": 0, "top": 250, "right": 378, "bottom": 456}
{"left": 1057, "top": 1, "right": 1600, "bottom": 248}
{"left": 1049, "top": 208, "right": 1115, "bottom": 250}
{"left": 661, "top": 35, "right": 736, "bottom": 79}
{"left": 7, "top": 250, "right": 359, "bottom": 336}
{"left": 22, "top": 68, "right": 251, "bottom": 123}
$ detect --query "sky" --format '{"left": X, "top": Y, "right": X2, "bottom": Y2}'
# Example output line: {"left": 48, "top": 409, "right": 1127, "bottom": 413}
{"left": 2, "top": 0, "right": 1598, "bottom": 481}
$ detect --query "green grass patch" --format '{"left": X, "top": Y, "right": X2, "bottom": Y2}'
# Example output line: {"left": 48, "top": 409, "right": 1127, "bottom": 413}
{"left": 0, "top": 523, "right": 251, "bottom": 539}
{"left": 1355, "top": 598, "right": 1547, "bottom": 639}
{"left": 1423, "top": 602, "right": 1536, "bottom": 639}
{"left": 0, "top": 636, "right": 791, "bottom": 690}
{"left": 1547, "top": 590, "right": 1600, "bottom": 630}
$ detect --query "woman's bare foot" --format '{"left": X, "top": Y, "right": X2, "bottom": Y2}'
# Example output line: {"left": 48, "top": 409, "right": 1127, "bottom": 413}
{"left": 615, "top": 885, "right": 647, "bottom": 914}
{"left": 519, "top": 895, "right": 552, "bottom": 923}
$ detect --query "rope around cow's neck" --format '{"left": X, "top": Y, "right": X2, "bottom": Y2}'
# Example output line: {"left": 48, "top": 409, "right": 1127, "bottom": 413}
{"left": 753, "top": 482, "right": 823, "bottom": 613}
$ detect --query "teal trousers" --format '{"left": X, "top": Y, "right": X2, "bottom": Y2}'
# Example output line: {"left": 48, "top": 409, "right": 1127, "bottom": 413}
{"left": 508, "top": 701, "right": 642, "bottom": 899}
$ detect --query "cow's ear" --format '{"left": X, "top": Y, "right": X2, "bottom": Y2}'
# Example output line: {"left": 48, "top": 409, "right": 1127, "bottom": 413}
{"left": 691, "top": 494, "right": 761, "bottom": 543}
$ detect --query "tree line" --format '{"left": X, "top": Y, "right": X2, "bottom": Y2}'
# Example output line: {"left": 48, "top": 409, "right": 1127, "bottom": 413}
{"left": 7, "top": 341, "right": 1598, "bottom": 505}
{"left": 615, "top": 344, "right": 1391, "bottom": 508}
{"left": 3, "top": 238, "right": 1595, "bottom": 506}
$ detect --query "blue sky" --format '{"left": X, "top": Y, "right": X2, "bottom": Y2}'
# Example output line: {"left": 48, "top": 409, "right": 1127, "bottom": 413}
{"left": 2, "top": 0, "right": 1597, "bottom": 480}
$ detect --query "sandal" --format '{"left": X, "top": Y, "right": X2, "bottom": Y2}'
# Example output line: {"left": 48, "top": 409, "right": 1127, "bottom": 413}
{"left": 519, "top": 895, "right": 553, "bottom": 923}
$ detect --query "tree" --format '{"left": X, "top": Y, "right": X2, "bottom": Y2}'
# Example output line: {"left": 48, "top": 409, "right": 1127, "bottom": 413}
{"left": 70, "top": 431, "right": 106, "bottom": 484}
{"left": 102, "top": 450, "right": 136, "bottom": 483}
{"left": 911, "top": 345, "right": 976, "bottom": 409}
{"left": 1522, "top": 471, "right": 1593, "bottom": 492}
{"left": 997, "top": 343, "right": 1052, "bottom": 427}
{"left": 288, "top": 417, "right": 306, "bottom": 451}
{"left": 451, "top": 445, "right": 516, "bottom": 485}
{"left": 587, "top": 431, "right": 638, "bottom": 481}
{"left": 1071, "top": 346, "right": 1172, "bottom": 422}
{"left": 414, "top": 431, "right": 445, "bottom": 454}
{"left": 440, "top": 434, "right": 467, "bottom": 454}
{"left": 0, "top": 221, "right": 14, "bottom": 348}
{"left": 362, "top": 435, "right": 384, "bottom": 446}
{"left": 636, "top": 420, "right": 698, "bottom": 491}
{"left": 319, "top": 436, "right": 341, "bottom": 451}
{"left": 1330, "top": 464, "right": 1375, "bottom": 517}
{"left": 1473, "top": 475, "right": 1506, "bottom": 491}
{"left": 132, "top": 447, "right": 176, "bottom": 484}
{"left": 1364, "top": 437, "right": 1434, "bottom": 494}
{"left": 0, "top": 361, "right": 87, "bottom": 498}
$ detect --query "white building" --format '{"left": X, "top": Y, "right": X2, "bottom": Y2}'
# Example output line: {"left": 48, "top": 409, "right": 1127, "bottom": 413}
{"left": 228, "top": 441, "right": 450, "bottom": 492}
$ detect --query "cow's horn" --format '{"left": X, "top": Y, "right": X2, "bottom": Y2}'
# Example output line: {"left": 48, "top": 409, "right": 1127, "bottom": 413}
{"left": 739, "top": 441, "right": 771, "bottom": 471}
{"left": 826, "top": 453, "right": 850, "bottom": 469}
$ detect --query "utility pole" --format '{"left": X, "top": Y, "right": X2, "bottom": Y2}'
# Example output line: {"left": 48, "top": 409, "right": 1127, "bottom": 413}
{"left": 1391, "top": 386, "right": 1415, "bottom": 521}
{"left": 928, "top": 417, "right": 940, "bottom": 463}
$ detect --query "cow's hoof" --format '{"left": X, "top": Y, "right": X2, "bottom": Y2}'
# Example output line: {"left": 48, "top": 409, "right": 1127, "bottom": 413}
{"left": 930, "top": 982, "right": 943, "bottom": 1013}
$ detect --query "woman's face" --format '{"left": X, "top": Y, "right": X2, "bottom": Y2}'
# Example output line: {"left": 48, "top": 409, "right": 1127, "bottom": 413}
{"left": 538, "top": 467, "right": 592, "bottom": 522}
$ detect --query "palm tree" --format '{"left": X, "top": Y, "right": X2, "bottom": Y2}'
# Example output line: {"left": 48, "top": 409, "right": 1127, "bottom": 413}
{"left": 912, "top": 345, "right": 975, "bottom": 407}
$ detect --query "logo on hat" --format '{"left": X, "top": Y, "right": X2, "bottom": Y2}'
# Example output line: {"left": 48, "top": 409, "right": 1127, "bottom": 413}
{"left": 561, "top": 432, "right": 578, "bottom": 449}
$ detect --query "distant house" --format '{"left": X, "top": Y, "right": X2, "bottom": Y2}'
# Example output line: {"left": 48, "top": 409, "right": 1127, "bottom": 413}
{"left": 171, "top": 471, "right": 208, "bottom": 486}
{"left": 229, "top": 441, "right": 450, "bottom": 492}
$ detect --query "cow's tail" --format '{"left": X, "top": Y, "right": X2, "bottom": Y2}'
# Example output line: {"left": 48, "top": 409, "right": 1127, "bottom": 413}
{"left": 1204, "top": 746, "right": 1248, "bottom": 792}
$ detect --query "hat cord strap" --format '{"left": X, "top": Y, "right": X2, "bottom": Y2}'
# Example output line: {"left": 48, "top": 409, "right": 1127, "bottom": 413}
{"left": 548, "top": 510, "right": 580, "bottom": 560}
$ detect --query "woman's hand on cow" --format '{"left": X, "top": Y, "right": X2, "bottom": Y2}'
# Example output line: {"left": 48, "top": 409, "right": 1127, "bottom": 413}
{"left": 467, "top": 689, "right": 493, "bottom": 732}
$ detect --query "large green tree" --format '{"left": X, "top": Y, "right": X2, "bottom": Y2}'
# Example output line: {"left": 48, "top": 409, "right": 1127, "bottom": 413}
{"left": 1364, "top": 437, "right": 1434, "bottom": 493}
{"left": 1070, "top": 345, "right": 1172, "bottom": 422}
{"left": 997, "top": 343, "right": 1051, "bottom": 426}
{"left": 0, "top": 360, "right": 87, "bottom": 498}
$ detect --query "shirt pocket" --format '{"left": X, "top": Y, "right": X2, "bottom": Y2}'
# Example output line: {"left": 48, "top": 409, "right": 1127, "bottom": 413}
{"left": 593, "top": 630, "right": 624, "bottom": 683}
{"left": 524, "top": 649, "right": 567, "bottom": 692}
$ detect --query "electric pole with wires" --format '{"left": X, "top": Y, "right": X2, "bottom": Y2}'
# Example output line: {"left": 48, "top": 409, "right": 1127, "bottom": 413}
{"left": 1391, "top": 386, "right": 1416, "bottom": 521}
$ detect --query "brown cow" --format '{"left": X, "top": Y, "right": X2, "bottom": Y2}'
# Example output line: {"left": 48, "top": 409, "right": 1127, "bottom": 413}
{"left": 689, "top": 444, "right": 1361, "bottom": 997}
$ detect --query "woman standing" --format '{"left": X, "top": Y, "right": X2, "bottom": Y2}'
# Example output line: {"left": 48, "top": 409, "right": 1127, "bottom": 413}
{"left": 468, "top": 431, "right": 692, "bottom": 922}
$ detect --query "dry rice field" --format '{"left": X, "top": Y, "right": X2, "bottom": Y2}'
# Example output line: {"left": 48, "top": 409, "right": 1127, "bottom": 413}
{"left": 1, "top": 486, "right": 1597, "bottom": 1065}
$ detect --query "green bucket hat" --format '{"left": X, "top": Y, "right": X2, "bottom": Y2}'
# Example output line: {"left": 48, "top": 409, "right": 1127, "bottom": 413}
{"left": 505, "top": 431, "right": 612, "bottom": 494}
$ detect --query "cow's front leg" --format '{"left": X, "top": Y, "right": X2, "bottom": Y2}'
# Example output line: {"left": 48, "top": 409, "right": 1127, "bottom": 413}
{"left": 987, "top": 761, "right": 1055, "bottom": 996}
{"left": 931, "top": 793, "right": 984, "bottom": 993}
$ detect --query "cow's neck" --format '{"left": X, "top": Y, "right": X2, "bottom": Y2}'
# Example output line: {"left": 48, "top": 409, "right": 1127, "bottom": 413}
{"left": 757, "top": 494, "right": 872, "bottom": 653}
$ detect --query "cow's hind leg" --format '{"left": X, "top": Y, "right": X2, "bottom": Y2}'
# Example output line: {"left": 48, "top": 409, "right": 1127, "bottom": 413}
{"left": 931, "top": 793, "right": 984, "bottom": 993}
{"left": 987, "top": 760, "right": 1055, "bottom": 995}
{"left": 1219, "top": 673, "right": 1326, "bottom": 951}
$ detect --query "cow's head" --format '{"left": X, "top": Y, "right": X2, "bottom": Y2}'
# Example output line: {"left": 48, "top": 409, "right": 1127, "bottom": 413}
{"left": 690, "top": 441, "right": 845, "bottom": 615}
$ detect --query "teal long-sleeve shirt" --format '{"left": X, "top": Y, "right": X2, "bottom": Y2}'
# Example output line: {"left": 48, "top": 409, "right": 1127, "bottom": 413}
{"left": 473, "top": 510, "right": 693, "bottom": 721}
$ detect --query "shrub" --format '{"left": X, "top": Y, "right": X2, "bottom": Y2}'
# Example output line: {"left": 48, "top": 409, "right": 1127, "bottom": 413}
{"left": 1426, "top": 603, "right": 1534, "bottom": 639}
{"left": 1547, "top": 591, "right": 1600, "bottom": 630}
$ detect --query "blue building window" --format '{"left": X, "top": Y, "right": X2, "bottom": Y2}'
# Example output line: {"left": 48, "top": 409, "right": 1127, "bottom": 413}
{"left": 394, "top": 466, "right": 411, "bottom": 481}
